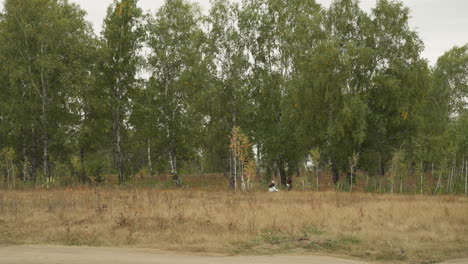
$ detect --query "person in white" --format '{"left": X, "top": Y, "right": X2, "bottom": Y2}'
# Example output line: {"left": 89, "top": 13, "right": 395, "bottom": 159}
{"left": 269, "top": 180, "right": 279, "bottom": 192}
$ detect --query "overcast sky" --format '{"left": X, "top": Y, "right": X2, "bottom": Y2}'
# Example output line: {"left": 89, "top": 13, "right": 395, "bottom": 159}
{"left": 3, "top": 0, "right": 468, "bottom": 65}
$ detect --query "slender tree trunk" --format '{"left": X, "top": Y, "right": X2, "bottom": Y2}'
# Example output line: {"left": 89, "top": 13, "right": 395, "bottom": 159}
{"left": 41, "top": 88, "right": 50, "bottom": 181}
{"left": 42, "top": 131, "right": 50, "bottom": 181}
{"left": 240, "top": 161, "right": 245, "bottom": 192}
{"left": 400, "top": 177, "right": 403, "bottom": 194}
{"left": 5, "top": 157, "right": 10, "bottom": 188}
{"left": 129, "top": 156, "right": 135, "bottom": 179}
{"left": 301, "top": 173, "right": 306, "bottom": 191}
{"left": 197, "top": 152, "right": 204, "bottom": 180}
{"left": 35, "top": 43, "right": 50, "bottom": 180}
{"left": 22, "top": 139, "right": 29, "bottom": 182}
{"left": 447, "top": 159, "right": 454, "bottom": 193}
{"left": 410, "top": 161, "right": 415, "bottom": 177}
{"left": 256, "top": 144, "right": 261, "bottom": 179}
{"left": 451, "top": 157, "right": 457, "bottom": 193}
{"left": 464, "top": 159, "right": 467, "bottom": 196}
{"left": 434, "top": 165, "right": 443, "bottom": 195}
{"left": 315, "top": 165, "right": 319, "bottom": 191}
{"left": 169, "top": 150, "right": 178, "bottom": 184}
{"left": 460, "top": 157, "right": 464, "bottom": 194}
{"left": 113, "top": 111, "right": 123, "bottom": 184}
{"left": 165, "top": 107, "right": 180, "bottom": 186}
{"left": 420, "top": 161, "right": 424, "bottom": 195}
{"left": 12, "top": 159, "right": 16, "bottom": 188}
{"left": 147, "top": 138, "right": 153, "bottom": 176}
{"left": 332, "top": 163, "right": 339, "bottom": 185}
{"left": 365, "top": 173, "right": 369, "bottom": 191}
{"left": 230, "top": 125, "right": 237, "bottom": 190}
{"left": 23, "top": 156, "right": 29, "bottom": 182}
{"left": 431, "top": 162, "right": 434, "bottom": 182}
{"left": 379, "top": 153, "right": 385, "bottom": 177}
{"left": 169, "top": 145, "right": 180, "bottom": 186}
{"left": 233, "top": 151, "right": 237, "bottom": 190}
{"left": 80, "top": 147, "right": 86, "bottom": 183}
{"left": 228, "top": 152, "right": 232, "bottom": 180}
{"left": 302, "top": 166, "right": 306, "bottom": 190}
{"left": 390, "top": 162, "right": 394, "bottom": 194}
{"left": 230, "top": 152, "right": 237, "bottom": 190}
{"left": 349, "top": 153, "right": 358, "bottom": 192}
{"left": 23, "top": 143, "right": 32, "bottom": 182}
{"left": 30, "top": 133, "right": 38, "bottom": 184}
{"left": 40, "top": 43, "right": 51, "bottom": 181}
{"left": 278, "top": 162, "right": 287, "bottom": 186}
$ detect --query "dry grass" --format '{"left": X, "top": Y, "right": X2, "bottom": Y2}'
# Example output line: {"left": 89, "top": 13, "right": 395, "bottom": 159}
{"left": 0, "top": 188, "right": 467, "bottom": 263}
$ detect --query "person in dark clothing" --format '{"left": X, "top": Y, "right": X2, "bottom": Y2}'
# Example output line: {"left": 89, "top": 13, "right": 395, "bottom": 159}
{"left": 287, "top": 177, "right": 292, "bottom": 191}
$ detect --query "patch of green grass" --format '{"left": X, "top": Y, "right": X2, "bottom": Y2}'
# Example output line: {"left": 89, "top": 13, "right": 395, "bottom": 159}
{"left": 339, "top": 235, "right": 361, "bottom": 245}
{"left": 375, "top": 249, "right": 408, "bottom": 261}
{"left": 257, "top": 230, "right": 290, "bottom": 245}
{"left": 302, "top": 239, "right": 340, "bottom": 251}
{"left": 301, "top": 235, "right": 361, "bottom": 252}
{"left": 301, "top": 226, "right": 324, "bottom": 236}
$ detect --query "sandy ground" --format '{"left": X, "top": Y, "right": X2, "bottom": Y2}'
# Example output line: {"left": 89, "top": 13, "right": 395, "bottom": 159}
{"left": 0, "top": 245, "right": 466, "bottom": 264}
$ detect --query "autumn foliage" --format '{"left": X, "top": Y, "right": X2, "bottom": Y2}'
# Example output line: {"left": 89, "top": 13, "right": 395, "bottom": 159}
{"left": 230, "top": 126, "right": 256, "bottom": 191}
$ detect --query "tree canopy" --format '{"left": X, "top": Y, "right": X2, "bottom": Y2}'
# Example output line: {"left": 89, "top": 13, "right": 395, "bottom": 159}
{"left": 0, "top": 0, "right": 466, "bottom": 193}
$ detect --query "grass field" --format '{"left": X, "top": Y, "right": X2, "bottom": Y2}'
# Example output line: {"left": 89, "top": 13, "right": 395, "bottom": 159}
{"left": 0, "top": 185, "right": 467, "bottom": 263}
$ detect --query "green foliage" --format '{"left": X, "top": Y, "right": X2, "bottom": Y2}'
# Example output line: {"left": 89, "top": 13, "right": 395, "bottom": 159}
{"left": 0, "top": 0, "right": 96, "bottom": 182}
{"left": 100, "top": 0, "right": 144, "bottom": 184}
{"left": 0, "top": 147, "right": 17, "bottom": 187}
{"left": 0, "top": 0, "right": 466, "bottom": 194}
{"left": 145, "top": 0, "right": 206, "bottom": 185}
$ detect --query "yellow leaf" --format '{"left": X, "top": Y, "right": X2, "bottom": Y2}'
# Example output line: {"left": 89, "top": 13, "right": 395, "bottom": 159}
{"left": 116, "top": 1, "right": 125, "bottom": 17}
{"left": 401, "top": 111, "right": 408, "bottom": 120}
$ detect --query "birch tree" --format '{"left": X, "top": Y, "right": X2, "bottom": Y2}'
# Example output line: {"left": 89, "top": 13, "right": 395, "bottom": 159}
{"left": 205, "top": 0, "right": 250, "bottom": 188}
{"left": 147, "top": 0, "right": 205, "bottom": 186}
{"left": 0, "top": 0, "right": 95, "bottom": 182}
{"left": 240, "top": 0, "right": 323, "bottom": 185}
{"left": 364, "top": 0, "right": 429, "bottom": 177}
{"left": 100, "top": 0, "right": 144, "bottom": 184}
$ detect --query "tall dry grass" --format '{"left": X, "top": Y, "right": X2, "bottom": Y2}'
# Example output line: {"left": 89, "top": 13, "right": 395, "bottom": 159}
{"left": 0, "top": 188, "right": 467, "bottom": 263}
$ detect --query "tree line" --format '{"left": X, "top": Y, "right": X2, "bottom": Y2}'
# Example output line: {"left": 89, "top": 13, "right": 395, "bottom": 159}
{"left": 0, "top": 0, "right": 467, "bottom": 193}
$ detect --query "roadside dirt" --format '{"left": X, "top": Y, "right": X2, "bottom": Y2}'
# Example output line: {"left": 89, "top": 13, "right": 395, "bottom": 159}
{"left": 0, "top": 245, "right": 466, "bottom": 264}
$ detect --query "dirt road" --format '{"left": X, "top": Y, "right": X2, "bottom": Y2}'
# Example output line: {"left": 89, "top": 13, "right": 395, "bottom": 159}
{"left": 0, "top": 245, "right": 466, "bottom": 264}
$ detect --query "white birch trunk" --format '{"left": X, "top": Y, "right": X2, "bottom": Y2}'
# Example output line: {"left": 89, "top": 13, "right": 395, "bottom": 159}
{"left": 391, "top": 163, "right": 394, "bottom": 194}
{"left": 452, "top": 157, "right": 458, "bottom": 192}
{"left": 23, "top": 156, "right": 29, "bottom": 182}
{"left": 447, "top": 159, "right": 454, "bottom": 193}
{"left": 40, "top": 43, "right": 51, "bottom": 181}
{"left": 315, "top": 166, "right": 319, "bottom": 191}
{"left": 240, "top": 161, "right": 245, "bottom": 192}
{"left": 460, "top": 158, "right": 464, "bottom": 192}
{"left": 169, "top": 149, "right": 180, "bottom": 185}
{"left": 12, "top": 159, "right": 16, "bottom": 188}
{"left": 400, "top": 177, "right": 403, "bottom": 194}
{"left": 233, "top": 147, "right": 237, "bottom": 190}
{"left": 465, "top": 159, "right": 467, "bottom": 196}
{"left": 420, "top": 161, "right": 424, "bottom": 195}
{"left": 6, "top": 159, "right": 10, "bottom": 188}
{"left": 147, "top": 138, "right": 153, "bottom": 176}
{"left": 434, "top": 166, "right": 443, "bottom": 195}
{"left": 230, "top": 128, "right": 237, "bottom": 190}
{"left": 113, "top": 111, "right": 123, "bottom": 184}
{"left": 365, "top": 173, "right": 369, "bottom": 191}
